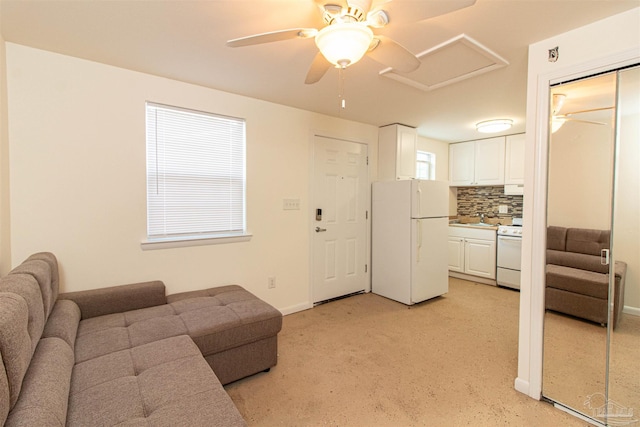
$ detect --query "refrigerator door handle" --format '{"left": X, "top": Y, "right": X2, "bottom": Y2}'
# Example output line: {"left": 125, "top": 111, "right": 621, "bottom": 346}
{"left": 416, "top": 219, "right": 422, "bottom": 263}
{"left": 416, "top": 186, "right": 422, "bottom": 218}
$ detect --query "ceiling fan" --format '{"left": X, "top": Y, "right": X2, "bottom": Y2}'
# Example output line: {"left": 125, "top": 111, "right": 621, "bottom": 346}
{"left": 551, "top": 94, "right": 612, "bottom": 133}
{"left": 226, "top": 0, "right": 476, "bottom": 84}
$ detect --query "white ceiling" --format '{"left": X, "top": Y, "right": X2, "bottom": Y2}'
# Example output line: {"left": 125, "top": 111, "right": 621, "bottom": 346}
{"left": 1, "top": 0, "right": 637, "bottom": 143}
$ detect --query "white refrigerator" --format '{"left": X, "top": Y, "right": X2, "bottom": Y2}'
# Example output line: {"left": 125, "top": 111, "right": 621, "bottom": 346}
{"left": 372, "top": 179, "right": 449, "bottom": 305}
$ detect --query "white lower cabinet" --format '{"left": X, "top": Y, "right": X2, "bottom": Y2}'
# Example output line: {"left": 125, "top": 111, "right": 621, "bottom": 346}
{"left": 448, "top": 226, "right": 497, "bottom": 280}
{"left": 448, "top": 237, "right": 465, "bottom": 272}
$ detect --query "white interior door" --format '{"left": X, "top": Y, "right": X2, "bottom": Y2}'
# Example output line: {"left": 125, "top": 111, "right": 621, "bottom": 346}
{"left": 313, "top": 135, "right": 368, "bottom": 303}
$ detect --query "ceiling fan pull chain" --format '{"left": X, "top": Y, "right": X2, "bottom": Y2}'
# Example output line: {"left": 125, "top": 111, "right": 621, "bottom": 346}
{"left": 338, "top": 66, "right": 346, "bottom": 110}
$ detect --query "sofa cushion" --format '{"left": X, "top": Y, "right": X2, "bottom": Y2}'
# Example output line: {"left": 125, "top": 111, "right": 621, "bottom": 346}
{"left": 42, "top": 300, "right": 81, "bottom": 351}
{"left": 75, "top": 285, "right": 282, "bottom": 364}
{"left": 0, "top": 352, "right": 9, "bottom": 425}
{"left": 546, "top": 287, "right": 608, "bottom": 325}
{"left": 0, "top": 293, "right": 32, "bottom": 412}
{"left": 68, "top": 335, "right": 246, "bottom": 427}
{"left": 9, "top": 259, "right": 53, "bottom": 320}
{"left": 546, "top": 249, "right": 610, "bottom": 274}
{"left": 566, "top": 228, "right": 610, "bottom": 256}
{"left": 4, "top": 337, "right": 74, "bottom": 427}
{"left": 167, "top": 285, "right": 283, "bottom": 356}
{"left": 0, "top": 274, "right": 46, "bottom": 355}
{"left": 546, "top": 264, "right": 609, "bottom": 299}
{"left": 547, "top": 226, "right": 567, "bottom": 251}
{"left": 26, "top": 252, "right": 59, "bottom": 313}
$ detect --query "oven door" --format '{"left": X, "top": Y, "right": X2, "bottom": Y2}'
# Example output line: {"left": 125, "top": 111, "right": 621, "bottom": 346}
{"left": 497, "top": 235, "right": 522, "bottom": 270}
{"left": 497, "top": 235, "right": 522, "bottom": 289}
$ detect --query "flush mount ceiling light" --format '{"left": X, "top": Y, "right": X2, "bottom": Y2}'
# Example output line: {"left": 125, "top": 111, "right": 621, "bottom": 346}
{"left": 476, "top": 119, "right": 513, "bottom": 133}
{"left": 315, "top": 22, "right": 374, "bottom": 68}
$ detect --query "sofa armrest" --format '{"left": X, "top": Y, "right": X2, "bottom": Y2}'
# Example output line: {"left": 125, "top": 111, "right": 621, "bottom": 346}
{"left": 58, "top": 280, "right": 167, "bottom": 319}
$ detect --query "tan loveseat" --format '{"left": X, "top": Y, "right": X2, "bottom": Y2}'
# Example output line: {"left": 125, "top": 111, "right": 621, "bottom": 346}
{"left": 0, "top": 252, "right": 282, "bottom": 426}
{"left": 546, "top": 226, "right": 626, "bottom": 328}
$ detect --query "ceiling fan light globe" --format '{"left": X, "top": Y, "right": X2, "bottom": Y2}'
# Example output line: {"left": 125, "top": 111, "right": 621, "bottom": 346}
{"left": 315, "top": 23, "right": 373, "bottom": 68}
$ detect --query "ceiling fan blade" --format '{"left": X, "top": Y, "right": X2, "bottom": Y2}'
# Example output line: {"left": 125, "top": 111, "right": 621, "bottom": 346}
{"left": 565, "top": 106, "right": 615, "bottom": 115}
{"left": 367, "top": 35, "right": 419, "bottom": 73}
{"left": 566, "top": 118, "right": 607, "bottom": 125}
{"left": 227, "top": 28, "right": 317, "bottom": 48}
{"left": 348, "top": 0, "right": 373, "bottom": 14}
{"left": 380, "top": 0, "right": 476, "bottom": 24}
{"left": 305, "top": 52, "right": 332, "bottom": 84}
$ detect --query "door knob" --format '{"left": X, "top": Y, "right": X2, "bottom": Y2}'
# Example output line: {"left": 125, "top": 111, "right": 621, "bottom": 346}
{"left": 315, "top": 227, "right": 327, "bottom": 232}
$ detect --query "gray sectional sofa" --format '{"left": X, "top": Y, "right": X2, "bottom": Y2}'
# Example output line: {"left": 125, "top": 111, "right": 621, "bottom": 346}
{"left": 546, "top": 226, "right": 626, "bottom": 328}
{"left": 0, "top": 252, "right": 283, "bottom": 426}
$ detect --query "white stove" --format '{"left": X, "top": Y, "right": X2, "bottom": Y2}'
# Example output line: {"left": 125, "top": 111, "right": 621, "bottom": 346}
{"left": 497, "top": 218, "right": 523, "bottom": 290}
{"left": 498, "top": 224, "right": 523, "bottom": 237}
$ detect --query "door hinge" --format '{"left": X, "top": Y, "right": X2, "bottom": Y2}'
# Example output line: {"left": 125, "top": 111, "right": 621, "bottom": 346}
{"left": 366, "top": 210, "right": 368, "bottom": 220}
{"left": 365, "top": 264, "right": 368, "bottom": 273}
{"left": 366, "top": 156, "right": 369, "bottom": 165}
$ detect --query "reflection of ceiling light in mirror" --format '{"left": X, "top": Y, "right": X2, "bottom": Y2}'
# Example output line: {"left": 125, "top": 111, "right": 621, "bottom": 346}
{"left": 315, "top": 23, "right": 373, "bottom": 68}
{"left": 551, "top": 117, "right": 565, "bottom": 133}
{"left": 476, "top": 119, "right": 513, "bottom": 133}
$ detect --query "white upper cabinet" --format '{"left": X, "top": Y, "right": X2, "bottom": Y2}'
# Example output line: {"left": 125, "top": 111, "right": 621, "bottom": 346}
{"left": 378, "top": 124, "right": 417, "bottom": 181}
{"left": 449, "top": 136, "right": 505, "bottom": 186}
{"left": 504, "top": 133, "right": 526, "bottom": 185}
{"left": 474, "top": 137, "right": 506, "bottom": 185}
{"left": 448, "top": 141, "right": 475, "bottom": 185}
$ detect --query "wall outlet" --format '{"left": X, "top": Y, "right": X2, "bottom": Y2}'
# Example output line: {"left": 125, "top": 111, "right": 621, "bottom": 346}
{"left": 499, "top": 205, "right": 508, "bottom": 214}
{"left": 268, "top": 277, "right": 276, "bottom": 289}
{"left": 283, "top": 198, "right": 300, "bottom": 210}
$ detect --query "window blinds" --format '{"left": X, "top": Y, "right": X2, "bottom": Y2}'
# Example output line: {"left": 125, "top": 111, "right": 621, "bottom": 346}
{"left": 146, "top": 103, "right": 246, "bottom": 240}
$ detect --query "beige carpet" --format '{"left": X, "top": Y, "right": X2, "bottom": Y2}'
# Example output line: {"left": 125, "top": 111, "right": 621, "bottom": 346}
{"left": 225, "top": 278, "right": 586, "bottom": 426}
{"left": 543, "top": 310, "right": 640, "bottom": 423}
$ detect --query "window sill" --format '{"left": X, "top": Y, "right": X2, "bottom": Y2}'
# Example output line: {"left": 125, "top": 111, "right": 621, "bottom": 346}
{"left": 141, "top": 233, "right": 252, "bottom": 251}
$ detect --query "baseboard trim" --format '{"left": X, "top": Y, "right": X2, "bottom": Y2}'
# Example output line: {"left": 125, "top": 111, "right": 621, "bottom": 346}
{"left": 280, "top": 302, "right": 313, "bottom": 316}
{"left": 449, "top": 272, "right": 497, "bottom": 286}
{"left": 514, "top": 377, "right": 530, "bottom": 396}
{"left": 622, "top": 305, "right": 640, "bottom": 316}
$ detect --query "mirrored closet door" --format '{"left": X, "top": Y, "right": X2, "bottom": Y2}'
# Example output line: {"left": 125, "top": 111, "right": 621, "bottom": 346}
{"left": 542, "top": 65, "right": 639, "bottom": 425}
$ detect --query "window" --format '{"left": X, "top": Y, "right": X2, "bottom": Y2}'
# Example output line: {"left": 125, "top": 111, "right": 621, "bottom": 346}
{"left": 144, "top": 102, "right": 247, "bottom": 248}
{"left": 416, "top": 151, "right": 436, "bottom": 180}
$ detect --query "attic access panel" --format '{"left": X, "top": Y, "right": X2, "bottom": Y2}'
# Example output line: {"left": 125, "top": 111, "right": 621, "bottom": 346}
{"left": 380, "top": 34, "right": 509, "bottom": 91}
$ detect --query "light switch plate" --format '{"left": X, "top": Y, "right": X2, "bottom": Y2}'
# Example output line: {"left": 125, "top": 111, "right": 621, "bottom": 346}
{"left": 283, "top": 199, "right": 300, "bottom": 210}
{"left": 499, "top": 205, "right": 508, "bottom": 214}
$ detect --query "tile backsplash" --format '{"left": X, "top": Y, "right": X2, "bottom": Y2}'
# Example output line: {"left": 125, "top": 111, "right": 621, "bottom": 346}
{"left": 456, "top": 186, "right": 523, "bottom": 219}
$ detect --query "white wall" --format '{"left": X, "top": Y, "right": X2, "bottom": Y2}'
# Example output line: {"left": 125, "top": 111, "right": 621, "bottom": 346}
{"left": 517, "top": 7, "right": 640, "bottom": 399}
{"left": 4, "top": 43, "right": 378, "bottom": 314}
{"left": 0, "top": 9, "right": 11, "bottom": 276}
{"left": 417, "top": 135, "right": 456, "bottom": 215}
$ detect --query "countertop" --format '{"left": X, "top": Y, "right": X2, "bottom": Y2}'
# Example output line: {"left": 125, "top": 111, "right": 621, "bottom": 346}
{"left": 448, "top": 222, "right": 499, "bottom": 231}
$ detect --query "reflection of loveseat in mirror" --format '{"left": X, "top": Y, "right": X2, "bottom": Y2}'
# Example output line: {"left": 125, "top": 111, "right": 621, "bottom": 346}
{"left": 545, "top": 226, "right": 626, "bottom": 328}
